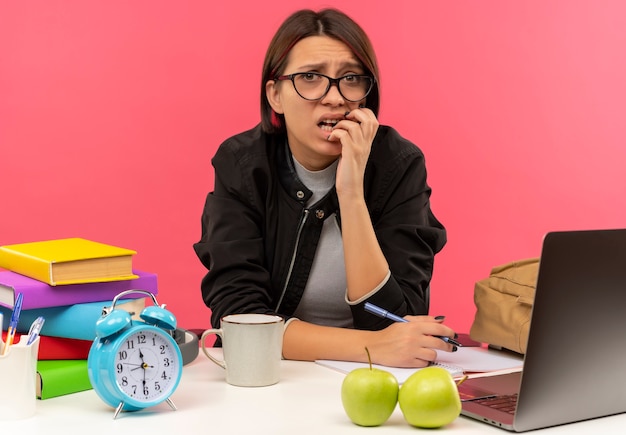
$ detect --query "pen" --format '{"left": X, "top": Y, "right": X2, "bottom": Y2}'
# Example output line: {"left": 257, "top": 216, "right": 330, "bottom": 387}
{"left": 2, "top": 292, "right": 24, "bottom": 355}
{"left": 364, "top": 302, "right": 463, "bottom": 347}
{"left": 26, "top": 316, "right": 46, "bottom": 346}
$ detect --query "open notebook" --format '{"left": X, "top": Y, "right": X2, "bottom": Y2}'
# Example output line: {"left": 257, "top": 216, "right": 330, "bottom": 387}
{"left": 316, "top": 346, "right": 523, "bottom": 384}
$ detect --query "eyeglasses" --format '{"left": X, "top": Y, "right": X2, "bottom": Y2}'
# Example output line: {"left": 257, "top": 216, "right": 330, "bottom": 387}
{"left": 274, "top": 73, "right": 375, "bottom": 102}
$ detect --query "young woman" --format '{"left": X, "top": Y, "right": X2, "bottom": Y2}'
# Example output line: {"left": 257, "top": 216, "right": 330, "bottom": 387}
{"left": 194, "top": 8, "right": 456, "bottom": 368}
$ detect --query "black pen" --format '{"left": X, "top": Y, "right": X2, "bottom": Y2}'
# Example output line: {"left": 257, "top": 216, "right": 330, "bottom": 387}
{"left": 364, "top": 302, "right": 463, "bottom": 347}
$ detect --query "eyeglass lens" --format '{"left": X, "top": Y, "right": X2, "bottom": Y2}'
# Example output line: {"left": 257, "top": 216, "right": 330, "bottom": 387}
{"left": 292, "top": 74, "right": 372, "bottom": 102}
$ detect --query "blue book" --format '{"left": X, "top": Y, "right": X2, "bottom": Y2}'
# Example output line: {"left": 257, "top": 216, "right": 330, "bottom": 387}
{"left": 1, "top": 297, "right": 147, "bottom": 341}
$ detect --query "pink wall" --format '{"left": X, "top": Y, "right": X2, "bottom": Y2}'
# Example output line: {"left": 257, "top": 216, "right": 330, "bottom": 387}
{"left": 2, "top": 1, "right": 625, "bottom": 334}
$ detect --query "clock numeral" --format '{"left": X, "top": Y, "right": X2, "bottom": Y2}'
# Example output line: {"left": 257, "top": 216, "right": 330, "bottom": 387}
{"left": 116, "top": 363, "right": 124, "bottom": 373}
{"left": 159, "top": 344, "right": 167, "bottom": 354}
{"left": 163, "top": 357, "right": 170, "bottom": 367}
{"left": 161, "top": 370, "right": 168, "bottom": 380}
{"left": 137, "top": 334, "right": 147, "bottom": 344}
{"left": 121, "top": 376, "right": 129, "bottom": 386}
{"left": 118, "top": 350, "right": 128, "bottom": 360}
{"left": 143, "top": 385, "right": 150, "bottom": 396}
{"left": 154, "top": 381, "right": 161, "bottom": 391}
{"left": 126, "top": 340, "right": 135, "bottom": 350}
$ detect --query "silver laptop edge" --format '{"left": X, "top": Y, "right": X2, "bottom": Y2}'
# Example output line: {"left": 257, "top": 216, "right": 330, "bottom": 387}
{"left": 460, "top": 229, "right": 626, "bottom": 432}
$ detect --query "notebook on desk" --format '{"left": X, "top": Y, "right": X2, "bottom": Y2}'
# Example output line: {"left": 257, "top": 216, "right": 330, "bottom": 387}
{"left": 316, "top": 346, "right": 523, "bottom": 384}
{"left": 459, "top": 228, "right": 626, "bottom": 432}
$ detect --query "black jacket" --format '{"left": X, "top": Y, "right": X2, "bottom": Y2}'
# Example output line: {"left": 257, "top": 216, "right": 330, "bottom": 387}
{"left": 193, "top": 124, "right": 446, "bottom": 331}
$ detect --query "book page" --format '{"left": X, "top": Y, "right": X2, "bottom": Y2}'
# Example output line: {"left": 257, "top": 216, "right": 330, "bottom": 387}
{"left": 434, "top": 346, "right": 523, "bottom": 372}
{"left": 316, "top": 347, "right": 523, "bottom": 384}
{"left": 316, "top": 360, "right": 464, "bottom": 384}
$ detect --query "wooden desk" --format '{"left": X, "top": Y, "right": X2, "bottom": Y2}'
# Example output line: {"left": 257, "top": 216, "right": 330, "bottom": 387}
{"left": 4, "top": 349, "right": 626, "bottom": 434}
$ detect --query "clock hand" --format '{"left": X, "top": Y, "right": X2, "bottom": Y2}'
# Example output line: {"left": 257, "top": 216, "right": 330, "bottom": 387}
{"left": 137, "top": 348, "right": 156, "bottom": 369}
{"left": 137, "top": 348, "right": 148, "bottom": 384}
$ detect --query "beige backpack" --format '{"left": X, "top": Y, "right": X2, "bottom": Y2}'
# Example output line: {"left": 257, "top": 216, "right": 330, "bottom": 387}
{"left": 469, "top": 258, "right": 539, "bottom": 354}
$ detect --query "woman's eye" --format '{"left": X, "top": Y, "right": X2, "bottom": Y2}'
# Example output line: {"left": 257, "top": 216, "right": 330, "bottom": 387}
{"left": 301, "top": 73, "right": 319, "bottom": 82}
{"left": 342, "top": 75, "right": 358, "bottom": 83}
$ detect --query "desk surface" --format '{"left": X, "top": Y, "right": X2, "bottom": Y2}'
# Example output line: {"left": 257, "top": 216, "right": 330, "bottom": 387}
{"left": 5, "top": 349, "right": 626, "bottom": 434}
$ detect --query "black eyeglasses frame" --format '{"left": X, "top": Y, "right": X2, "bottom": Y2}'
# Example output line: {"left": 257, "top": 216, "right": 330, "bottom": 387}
{"left": 274, "top": 73, "right": 375, "bottom": 102}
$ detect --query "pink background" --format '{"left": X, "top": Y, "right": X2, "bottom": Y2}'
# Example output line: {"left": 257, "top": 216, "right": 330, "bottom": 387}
{"left": 2, "top": 1, "right": 625, "bottom": 334}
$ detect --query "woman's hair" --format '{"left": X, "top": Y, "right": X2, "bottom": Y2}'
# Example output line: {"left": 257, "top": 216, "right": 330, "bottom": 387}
{"left": 261, "top": 8, "right": 381, "bottom": 134}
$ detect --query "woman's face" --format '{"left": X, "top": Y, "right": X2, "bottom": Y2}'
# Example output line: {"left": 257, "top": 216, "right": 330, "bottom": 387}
{"left": 266, "top": 36, "right": 366, "bottom": 171}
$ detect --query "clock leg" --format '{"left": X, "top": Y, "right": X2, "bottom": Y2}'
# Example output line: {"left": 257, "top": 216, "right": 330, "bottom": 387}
{"left": 166, "top": 398, "right": 178, "bottom": 411}
{"left": 113, "top": 402, "right": 124, "bottom": 420}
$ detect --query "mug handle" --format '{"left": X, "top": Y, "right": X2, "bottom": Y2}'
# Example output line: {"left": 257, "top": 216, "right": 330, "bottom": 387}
{"left": 201, "top": 329, "right": 226, "bottom": 369}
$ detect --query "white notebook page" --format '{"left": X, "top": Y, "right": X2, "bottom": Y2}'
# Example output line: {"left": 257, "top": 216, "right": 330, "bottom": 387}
{"left": 316, "top": 346, "right": 523, "bottom": 384}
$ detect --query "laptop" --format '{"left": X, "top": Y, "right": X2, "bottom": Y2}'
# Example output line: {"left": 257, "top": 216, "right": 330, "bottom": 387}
{"left": 459, "top": 228, "right": 626, "bottom": 432}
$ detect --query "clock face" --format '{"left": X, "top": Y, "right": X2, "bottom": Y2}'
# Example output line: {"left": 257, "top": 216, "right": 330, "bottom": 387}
{"left": 113, "top": 328, "right": 181, "bottom": 403}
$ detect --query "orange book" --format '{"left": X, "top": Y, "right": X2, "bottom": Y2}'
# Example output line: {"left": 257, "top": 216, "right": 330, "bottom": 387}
{"left": 0, "top": 238, "right": 137, "bottom": 285}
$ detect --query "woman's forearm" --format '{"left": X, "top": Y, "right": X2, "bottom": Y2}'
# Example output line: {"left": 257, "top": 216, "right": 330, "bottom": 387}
{"left": 282, "top": 319, "right": 375, "bottom": 362}
{"left": 339, "top": 196, "right": 389, "bottom": 302}
{"left": 283, "top": 317, "right": 457, "bottom": 368}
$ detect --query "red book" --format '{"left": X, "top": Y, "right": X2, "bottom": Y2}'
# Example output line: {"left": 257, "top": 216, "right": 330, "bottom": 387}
{"left": 2, "top": 331, "right": 92, "bottom": 360}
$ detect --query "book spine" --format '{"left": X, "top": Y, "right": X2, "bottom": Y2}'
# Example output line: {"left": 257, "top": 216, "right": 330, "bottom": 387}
{"left": 37, "top": 338, "right": 92, "bottom": 360}
{"left": 0, "top": 247, "right": 53, "bottom": 285}
{"left": 10, "top": 333, "right": 92, "bottom": 360}
{"left": 0, "top": 269, "right": 158, "bottom": 310}
{"left": 1, "top": 298, "right": 147, "bottom": 341}
{"left": 36, "top": 360, "right": 92, "bottom": 399}
{"left": 2, "top": 332, "right": 91, "bottom": 360}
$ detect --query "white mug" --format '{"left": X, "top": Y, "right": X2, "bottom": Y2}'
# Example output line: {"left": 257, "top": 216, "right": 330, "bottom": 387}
{"left": 201, "top": 313, "right": 284, "bottom": 387}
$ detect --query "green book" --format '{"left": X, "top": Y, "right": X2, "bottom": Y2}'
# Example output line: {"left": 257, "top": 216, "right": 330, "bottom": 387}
{"left": 36, "top": 359, "right": 92, "bottom": 400}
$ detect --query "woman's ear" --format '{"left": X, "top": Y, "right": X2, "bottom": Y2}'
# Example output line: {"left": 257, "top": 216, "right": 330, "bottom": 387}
{"left": 265, "top": 80, "right": 284, "bottom": 114}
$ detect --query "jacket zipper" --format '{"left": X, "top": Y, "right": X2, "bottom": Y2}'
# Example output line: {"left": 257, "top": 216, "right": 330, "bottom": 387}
{"left": 275, "top": 208, "right": 309, "bottom": 311}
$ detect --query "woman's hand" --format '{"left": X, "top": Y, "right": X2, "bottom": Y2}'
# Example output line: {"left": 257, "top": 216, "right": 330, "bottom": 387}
{"left": 327, "top": 107, "right": 379, "bottom": 199}
{"left": 329, "top": 106, "right": 387, "bottom": 300}
{"left": 365, "top": 316, "right": 458, "bottom": 368}
{"left": 281, "top": 317, "right": 457, "bottom": 365}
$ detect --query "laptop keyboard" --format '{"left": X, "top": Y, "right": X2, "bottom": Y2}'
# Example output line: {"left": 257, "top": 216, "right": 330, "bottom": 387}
{"left": 473, "top": 394, "right": 518, "bottom": 415}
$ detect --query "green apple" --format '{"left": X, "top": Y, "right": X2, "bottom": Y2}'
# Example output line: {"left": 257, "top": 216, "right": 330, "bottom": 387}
{"left": 341, "top": 348, "right": 399, "bottom": 426}
{"left": 398, "top": 366, "right": 462, "bottom": 428}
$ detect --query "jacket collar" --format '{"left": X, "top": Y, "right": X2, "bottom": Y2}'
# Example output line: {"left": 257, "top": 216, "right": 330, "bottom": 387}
{"left": 276, "top": 139, "right": 314, "bottom": 204}
{"left": 274, "top": 136, "right": 340, "bottom": 222}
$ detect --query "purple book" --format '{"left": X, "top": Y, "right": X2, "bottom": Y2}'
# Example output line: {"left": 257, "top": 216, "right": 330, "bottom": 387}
{"left": 0, "top": 269, "right": 158, "bottom": 310}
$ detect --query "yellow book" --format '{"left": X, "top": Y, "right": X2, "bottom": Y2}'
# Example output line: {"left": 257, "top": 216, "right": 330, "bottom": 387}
{"left": 0, "top": 238, "right": 138, "bottom": 285}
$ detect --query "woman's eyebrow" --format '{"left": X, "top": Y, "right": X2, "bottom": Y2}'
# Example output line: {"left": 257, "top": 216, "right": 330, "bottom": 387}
{"left": 294, "top": 61, "right": 363, "bottom": 72}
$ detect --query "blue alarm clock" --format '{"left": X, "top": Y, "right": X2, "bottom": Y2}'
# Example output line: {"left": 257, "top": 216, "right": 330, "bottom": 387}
{"left": 88, "top": 290, "right": 183, "bottom": 419}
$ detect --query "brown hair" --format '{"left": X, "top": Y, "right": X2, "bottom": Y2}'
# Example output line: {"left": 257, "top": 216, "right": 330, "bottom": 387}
{"left": 261, "top": 8, "right": 381, "bottom": 134}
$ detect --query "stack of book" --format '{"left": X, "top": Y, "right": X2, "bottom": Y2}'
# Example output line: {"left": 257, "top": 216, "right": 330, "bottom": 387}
{"left": 0, "top": 237, "right": 159, "bottom": 400}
